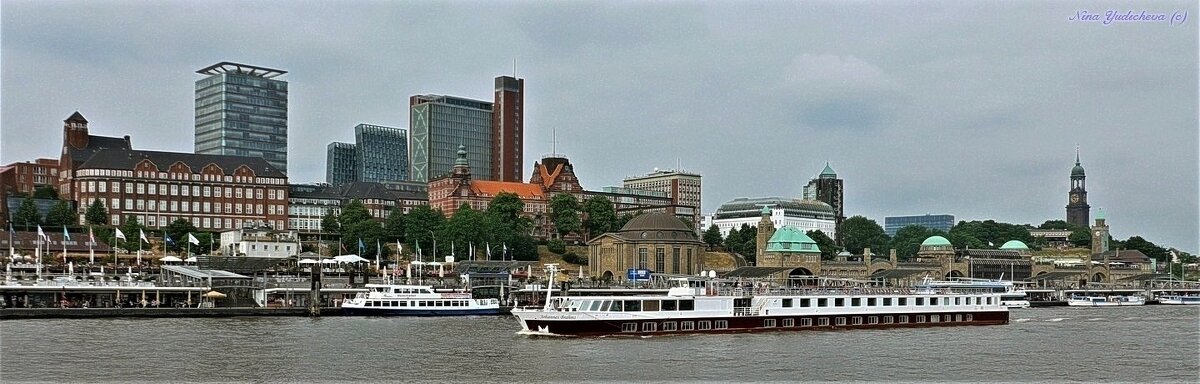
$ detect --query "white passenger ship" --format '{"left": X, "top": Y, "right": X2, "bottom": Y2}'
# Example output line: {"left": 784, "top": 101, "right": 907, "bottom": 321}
{"left": 1066, "top": 295, "right": 1146, "bottom": 307}
{"left": 512, "top": 265, "right": 1009, "bottom": 337}
{"left": 914, "top": 277, "right": 1030, "bottom": 309}
{"left": 1157, "top": 295, "right": 1200, "bottom": 305}
{"left": 342, "top": 284, "right": 501, "bottom": 316}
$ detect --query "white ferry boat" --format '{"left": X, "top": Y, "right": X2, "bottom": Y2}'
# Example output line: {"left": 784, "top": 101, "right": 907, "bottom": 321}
{"left": 914, "top": 277, "right": 1030, "bottom": 309}
{"left": 342, "top": 284, "right": 501, "bottom": 316}
{"left": 1066, "top": 295, "right": 1146, "bottom": 307}
{"left": 512, "top": 265, "right": 1009, "bottom": 337}
{"left": 1157, "top": 294, "right": 1200, "bottom": 305}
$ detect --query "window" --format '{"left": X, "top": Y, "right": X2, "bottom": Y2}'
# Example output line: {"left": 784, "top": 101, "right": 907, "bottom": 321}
{"left": 883, "top": 316, "right": 893, "bottom": 324}
{"left": 916, "top": 315, "right": 926, "bottom": 323}
{"left": 171, "top": 185, "right": 179, "bottom": 196}
{"left": 915, "top": 298, "right": 924, "bottom": 306}
{"left": 661, "top": 300, "right": 677, "bottom": 311}
{"left": 868, "top": 316, "right": 878, "bottom": 325}
{"left": 204, "top": 187, "right": 211, "bottom": 197}
{"left": 764, "top": 319, "right": 776, "bottom": 328}
{"left": 147, "top": 184, "right": 156, "bottom": 195}
{"left": 782, "top": 318, "right": 794, "bottom": 327}
{"left": 637, "top": 248, "right": 648, "bottom": 269}
{"left": 955, "top": 314, "right": 962, "bottom": 322}
{"left": 715, "top": 320, "right": 728, "bottom": 329}
{"left": 931, "top": 298, "right": 939, "bottom": 306}
{"left": 899, "top": 315, "right": 909, "bottom": 324}
{"left": 655, "top": 248, "right": 665, "bottom": 272}
{"left": 136, "top": 183, "right": 145, "bottom": 194}
{"left": 622, "top": 323, "right": 637, "bottom": 332}
{"left": 931, "top": 315, "right": 940, "bottom": 323}
{"left": 642, "top": 322, "right": 656, "bottom": 332}
{"left": 235, "top": 189, "right": 243, "bottom": 198}
{"left": 883, "top": 297, "right": 892, "bottom": 306}
{"left": 624, "top": 300, "right": 641, "bottom": 312}
{"left": 698, "top": 321, "right": 711, "bottom": 330}
{"left": 835, "top": 317, "right": 846, "bottom": 326}
{"left": 835, "top": 298, "right": 845, "bottom": 307}
{"left": 681, "top": 321, "right": 694, "bottom": 331}
{"left": 181, "top": 185, "right": 189, "bottom": 196}
{"left": 818, "top": 298, "right": 828, "bottom": 307}
{"left": 679, "top": 300, "right": 694, "bottom": 311}
{"left": 801, "top": 318, "right": 812, "bottom": 327}
{"left": 268, "top": 189, "right": 276, "bottom": 200}
{"left": 800, "top": 298, "right": 811, "bottom": 307}
{"left": 867, "top": 298, "right": 877, "bottom": 306}
{"left": 851, "top": 298, "right": 861, "bottom": 306}
{"left": 852, "top": 316, "right": 863, "bottom": 325}
{"left": 818, "top": 317, "right": 829, "bottom": 326}
{"left": 782, "top": 298, "right": 793, "bottom": 308}
{"left": 955, "top": 297, "right": 961, "bottom": 306}
{"left": 662, "top": 322, "right": 677, "bottom": 332}
{"left": 125, "top": 184, "right": 133, "bottom": 194}
{"left": 965, "top": 314, "right": 973, "bottom": 321}
{"left": 899, "top": 297, "right": 908, "bottom": 306}
{"left": 214, "top": 187, "right": 222, "bottom": 198}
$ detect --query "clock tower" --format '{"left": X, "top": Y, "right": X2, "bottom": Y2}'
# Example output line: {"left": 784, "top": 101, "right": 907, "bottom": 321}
{"left": 1066, "top": 149, "right": 1090, "bottom": 227}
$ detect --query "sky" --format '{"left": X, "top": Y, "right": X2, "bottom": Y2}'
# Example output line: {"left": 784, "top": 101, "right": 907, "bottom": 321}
{"left": 2, "top": 0, "right": 1196, "bottom": 252}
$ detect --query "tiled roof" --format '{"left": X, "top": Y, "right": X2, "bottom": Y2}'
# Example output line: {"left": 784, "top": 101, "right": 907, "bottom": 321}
{"left": 470, "top": 181, "right": 545, "bottom": 199}
{"left": 77, "top": 148, "right": 285, "bottom": 178}
{"left": 1091, "top": 249, "right": 1151, "bottom": 263}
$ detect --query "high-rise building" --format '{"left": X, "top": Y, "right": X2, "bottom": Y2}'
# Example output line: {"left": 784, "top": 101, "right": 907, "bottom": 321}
{"left": 1066, "top": 149, "right": 1090, "bottom": 228}
{"left": 884, "top": 214, "right": 955, "bottom": 236}
{"left": 355, "top": 124, "right": 408, "bottom": 183}
{"left": 623, "top": 169, "right": 702, "bottom": 230}
{"left": 326, "top": 142, "right": 357, "bottom": 187}
{"left": 803, "top": 163, "right": 844, "bottom": 245}
{"left": 492, "top": 76, "right": 524, "bottom": 182}
{"left": 194, "top": 62, "right": 289, "bottom": 174}
{"left": 409, "top": 95, "right": 493, "bottom": 182}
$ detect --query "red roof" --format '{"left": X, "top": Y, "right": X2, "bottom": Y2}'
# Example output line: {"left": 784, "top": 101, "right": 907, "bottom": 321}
{"left": 471, "top": 181, "right": 545, "bottom": 199}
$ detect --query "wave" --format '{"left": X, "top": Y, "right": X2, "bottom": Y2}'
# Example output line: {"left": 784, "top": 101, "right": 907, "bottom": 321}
{"left": 1014, "top": 318, "right": 1033, "bottom": 322}
{"left": 1044, "top": 318, "right": 1068, "bottom": 322}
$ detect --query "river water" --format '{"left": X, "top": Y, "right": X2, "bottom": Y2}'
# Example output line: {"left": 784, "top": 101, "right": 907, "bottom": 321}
{"left": 1, "top": 306, "right": 1197, "bottom": 382}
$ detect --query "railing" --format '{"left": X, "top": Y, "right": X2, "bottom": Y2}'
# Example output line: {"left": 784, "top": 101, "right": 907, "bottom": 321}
{"left": 733, "top": 307, "right": 753, "bottom": 316}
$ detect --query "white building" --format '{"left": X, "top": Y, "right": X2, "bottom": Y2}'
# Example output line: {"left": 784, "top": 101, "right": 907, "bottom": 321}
{"left": 703, "top": 197, "right": 836, "bottom": 238}
{"left": 219, "top": 226, "right": 300, "bottom": 257}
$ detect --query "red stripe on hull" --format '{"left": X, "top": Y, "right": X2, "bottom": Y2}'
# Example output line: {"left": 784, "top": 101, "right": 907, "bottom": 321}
{"left": 522, "top": 311, "right": 1009, "bottom": 337}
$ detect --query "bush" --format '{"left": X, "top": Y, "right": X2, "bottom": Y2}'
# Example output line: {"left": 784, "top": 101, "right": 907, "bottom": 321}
{"left": 547, "top": 239, "right": 567, "bottom": 255}
{"left": 562, "top": 251, "right": 588, "bottom": 265}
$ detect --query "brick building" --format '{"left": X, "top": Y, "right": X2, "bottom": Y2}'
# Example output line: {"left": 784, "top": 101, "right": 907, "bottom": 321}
{"left": 429, "top": 145, "right": 548, "bottom": 236}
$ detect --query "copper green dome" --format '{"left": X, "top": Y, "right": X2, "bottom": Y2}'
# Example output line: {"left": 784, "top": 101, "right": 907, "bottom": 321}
{"left": 1071, "top": 152, "right": 1085, "bottom": 177}
{"left": 765, "top": 227, "right": 820, "bottom": 253}
{"left": 920, "top": 236, "right": 952, "bottom": 247}
{"left": 999, "top": 240, "right": 1029, "bottom": 250}
{"left": 760, "top": 205, "right": 772, "bottom": 215}
{"left": 1096, "top": 207, "right": 1105, "bottom": 220}
{"left": 454, "top": 145, "right": 469, "bottom": 166}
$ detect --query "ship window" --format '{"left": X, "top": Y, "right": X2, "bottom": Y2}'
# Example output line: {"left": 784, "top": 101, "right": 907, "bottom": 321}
{"left": 589, "top": 301, "right": 602, "bottom": 311}
{"left": 365, "top": 301, "right": 373, "bottom": 307}
{"left": 955, "top": 314, "right": 962, "bottom": 322}
{"left": 930, "top": 298, "right": 939, "bottom": 306}
{"left": 801, "top": 318, "right": 812, "bottom": 327}
{"left": 600, "top": 301, "right": 612, "bottom": 311}
{"left": 782, "top": 299, "right": 793, "bottom": 308}
{"left": 698, "top": 321, "right": 712, "bottom": 330}
{"left": 800, "top": 298, "right": 811, "bottom": 307}
{"left": 817, "top": 298, "right": 828, "bottom": 307}
{"left": 715, "top": 320, "right": 728, "bottom": 329}
{"left": 988, "top": 297, "right": 994, "bottom": 305}
{"left": 868, "top": 316, "right": 878, "bottom": 324}
{"left": 663, "top": 321, "right": 677, "bottom": 331}
{"left": 899, "top": 298, "right": 908, "bottom": 306}
{"left": 965, "top": 314, "right": 973, "bottom": 321}
{"left": 642, "top": 322, "right": 657, "bottom": 332}
{"left": 915, "top": 298, "right": 924, "bottom": 306}
{"left": 679, "top": 300, "right": 694, "bottom": 311}
{"left": 609, "top": 301, "right": 623, "bottom": 312}
{"left": 642, "top": 300, "right": 660, "bottom": 311}
{"left": 867, "top": 298, "right": 877, "bottom": 306}
{"left": 954, "top": 297, "right": 961, "bottom": 305}
{"left": 622, "top": 323, "right": 637, "bottom": 332}
{"left": 899, "top": 315, "right": 908, "bottom": 323}
{"left": 916, "top": 315, "right": 926, "bottom": 323}
{"left": 764, "top": 319, "right": 776, "bottom": 328}
{"left": 625, "top": 300, "right": 641, "bottom": 312}
{"left": 835, "top": 298, "right": 845, "bottom": 307}
{"left": 783, "top": 318, "right": 794, "bottom": 327}
{"left": 661, "top": 300, "right": 677, "bottom": 311}
{"left": 883, "top": 316, "right": 893, "bottom": 324}
{"left": 851, "top": 317, "right": 862, "bottom": 325}
{"left": 436, "top": 301, "right": 445, "bottom": 307}
{"left": 931, "top": 315, "right": 940, "bottom": 323}
{"left": 851, "top": 298, "right": 861, "bottom": 306}
{"left": 399, "top": 301, "right": 407, "bottom": 307}
{"left": 681, "top": 321, "right": 695, "bottom": 331}
{"left": 975, "top": 297, "right": 982, "bottom": 305}
{"left": 836, "top": 317, "right": 847, "bottom": 326}
{"left": 883, "top": 297, "right": 892, "bottom": 306}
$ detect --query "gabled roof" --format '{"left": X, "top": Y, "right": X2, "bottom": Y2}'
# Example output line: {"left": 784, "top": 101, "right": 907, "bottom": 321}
{"left": 77, "top": 148, "right": 285, "bottom": 178}
{"left": 471, "top": 180, "right": 545, "bottom": 199}
{"left": 1091, "top": 249, "right": 1151, "bottom": 263}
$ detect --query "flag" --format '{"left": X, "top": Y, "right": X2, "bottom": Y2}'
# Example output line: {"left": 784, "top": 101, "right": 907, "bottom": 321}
{"left": 164, "top": 232, "right": 175, "bottom": 246}
{"left": 36, "top": 225, "right": 48, "bottom": 241}
{"left": 89, "top": 227, "right": 95, "bottom": 244}
{"left": 988, "top": 241, "right": 994, "bottom": 247}
{"left": 358, "top": 238, "right": 365, "bottom": 254}
{"left": 487, "top": 242, "right": 492, "bottom": 259}
{"left": 139, "top": 229, "right": 149, "bottom": 244}
{"left": 115, "top": 228, "right": 126, "bottom": 240}
{"left": 62, "top": 226, "right": 71, "bottom": 241}
{"left": 340, "top": 242, "right": 348, "bottom": 254}
{"left": 188, "top": 233, "right": 200, "bottom": 245}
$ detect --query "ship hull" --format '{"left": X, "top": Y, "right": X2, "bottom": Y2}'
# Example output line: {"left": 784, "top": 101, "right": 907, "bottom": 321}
{"left": 342, "top": 307, "right": 501, "bottom": 316}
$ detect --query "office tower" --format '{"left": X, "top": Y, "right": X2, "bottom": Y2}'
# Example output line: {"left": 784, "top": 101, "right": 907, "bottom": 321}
{"left": 492, "top": 76, "right": 524, "bottom": 182}
{"left": 194, "top": 62, "right": 289, "bottom": 173}
{"left": 355, "top": 124, "right": 408, "bottom": 183}
{"left": 803, "top": 163, "right": 844, "bottom": 245}
{"left": 409, "top": 95, "right": 493, "bottom": 182}
{"left": 326, "top": 142, "right": 357, "bottom": 187}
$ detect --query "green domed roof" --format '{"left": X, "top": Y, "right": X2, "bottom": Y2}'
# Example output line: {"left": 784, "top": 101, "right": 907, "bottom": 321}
{"left": 761, "top": 205, "right": 772, "bottom": 215}
{"left": 454, "top": 145, "right": 469, "bottom": 166}
{"left": 765, "top": 227, "right": 820, "bottom": 253}
{"left": 1096, "top": 207, "right": 1105, "bottom": 220}
{"left": 1071, "top": 151, "right": 1085, "bottom": 177}
{"left": 921, "top": 236, "right": 952, "bottom": 247}
{"left": 999, "top": 240, "right": 1029, "bottom": 250}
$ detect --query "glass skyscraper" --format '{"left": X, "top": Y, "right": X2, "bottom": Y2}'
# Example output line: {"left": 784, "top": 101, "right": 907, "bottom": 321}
{"left": 884, "top": 214, "right": 956, "bottom": 236}
{"left": 326, "top": 142, "right": 357, "bottom": 187}
{"left": 355, "top": 124, "right": 408, "bottom": 183}
{"left": 409, "top": 95, "right": 493, "bottom": 182}
{"left": 194, "top": 62, "right": 289, "bottom": 173}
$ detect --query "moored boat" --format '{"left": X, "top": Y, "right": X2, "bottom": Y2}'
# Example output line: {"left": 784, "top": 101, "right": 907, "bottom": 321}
{"left": 1066, "top": 295, "right": 1145, "bottom": 307}
{"left": 914, "top": 277, "right": 1031, "bottom": 309}
{"left": 512, "top": 265, "right": 1009, "bottom": 337}
{"left": 1157, "top": 294, "right": 1200, "bottom": 305}
{"left": 341, "top": 284, "right": 500, "bottom": 316}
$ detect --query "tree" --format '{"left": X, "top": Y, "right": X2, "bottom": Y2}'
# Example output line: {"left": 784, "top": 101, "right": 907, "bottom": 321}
{"left": 337, "top": 199, "right": 372, "bottom": 230}
{"left": 581, "top": 196, "right": 618, "bottom": 240}
{"left": 841, "top": 216, "right": 890, "bottom": 255}
{"left": 45, "top": 200, "right": 75, "bottom": 227}
{"left": 948, "top": 220, "right": 1033, "bottom": 248}
{"left": 383, "top": 206, "right": 405, "bottom": 243}
{"left": 487, "top": 192, "right": 525, "bottom": 226}
{"left": 32, "top": 185, "right": 58, "bottom": 199}
{"left": 13, "top": 196, "right": 41, "bottom": 229}
{"left": 806, "top": 229, "right": 838, "bottom": 260}
{"left": 615, "top": 212, "right": 635, "bottom": 231}
{"left": 547, "top": 239, "right": 567, "bottom": 255}
{"left": 335, "top": 199, "right": 386, "bottom": 258}
{"left": 702, "top": 224, "right": 723, "bottom": 250}
{"left": 724, "top": 225, "right": 743, "bottom": 252}
{"left": 119, "top": 216, "right": 147, "bottom": 253}
{"left": 549, "top": 193, "right": 581, "bottom": 238}
{"left": 404, "top": 205, "right": 445, "bottom": 259}
{"left": 321, "top": 211, "right": 340, "bottom": 233}
{"left": 163, "top": 218, "right": 198, "bottom": 254}
{"left": 1069, "top": 228, "right": 1091, "bottom": 248}
{"left": 440, "top": 204, "right": 489, "bottom": 255}
{"left": 85, "top": 199, "right": 108, "bottom": 226}
{"left": 1123, "top": 236, "right": 1168, "bottom": 263}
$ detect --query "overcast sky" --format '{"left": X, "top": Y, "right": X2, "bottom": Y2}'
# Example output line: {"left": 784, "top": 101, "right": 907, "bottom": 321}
{"left": 2, "top": 0, "right": 1196, "bottom": 252}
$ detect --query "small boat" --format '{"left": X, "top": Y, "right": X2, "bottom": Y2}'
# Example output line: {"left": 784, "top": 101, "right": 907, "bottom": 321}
{"left": 1157, "top": 294, "right": 1200, "bottom": 305}
{"left": 512, "top": 265, "right": 1009, "bottom": 337}
{"left": 914, "top": 277, "right": 1030, "bottom": 309}
{"left": 1066, "top": 295, "right": 1146, "bottom": 307}
{"left": 341, "top": 284, "right": 501, "bottom": 316}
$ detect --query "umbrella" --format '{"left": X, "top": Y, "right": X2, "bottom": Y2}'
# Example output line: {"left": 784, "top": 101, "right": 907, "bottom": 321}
{"left": 203, "top": 291, "right": 227, "bottom": 298}
{"left": 298, "top": 259, "right": 319, "bottom": 265}
{"left": 160, "top": 256, "right": 183, "bottom": 263}
{"left": 321, "top": 259, "right": 337, "bottom": 264}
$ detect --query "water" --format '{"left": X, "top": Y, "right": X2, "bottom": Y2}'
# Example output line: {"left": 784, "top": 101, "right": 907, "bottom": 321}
{"left": 2, "top": 306, "right": 1197, "bottom": 382}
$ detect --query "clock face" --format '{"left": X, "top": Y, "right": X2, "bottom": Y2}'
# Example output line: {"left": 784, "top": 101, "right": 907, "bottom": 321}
{"left": 1071, "top": 194, "right": 1080, "bottom": 203}
{"left": 1095, "top": 231, "right": 1101, "bottom": 236}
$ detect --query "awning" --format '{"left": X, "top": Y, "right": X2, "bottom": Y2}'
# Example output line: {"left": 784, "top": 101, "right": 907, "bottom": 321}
{"left": 334, "top": 254, "right": 369, "bottom": 264}
{"left": 160, "top": 256, "right": 183, "bottom": 262}
{"left": 298, "top": 259, "right": 320, "bottom": 265}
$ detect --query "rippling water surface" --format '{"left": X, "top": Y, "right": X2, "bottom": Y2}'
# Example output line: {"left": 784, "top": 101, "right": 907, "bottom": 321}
{"left": 2, "top": 306, "right": 1197, "bottom": 382}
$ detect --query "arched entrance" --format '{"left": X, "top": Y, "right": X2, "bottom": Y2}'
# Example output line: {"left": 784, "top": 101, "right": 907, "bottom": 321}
{"left": 602, "top": 271, "right": 614, "bottom": 281}
{"left": 1091, "top": 272, "right": 1106, "bottom": 283}
{"left": 788, "top": 268, "right": 815, "bottom": 286}
{"left": 945, "top": 270, "right": 964, "bottom": 279}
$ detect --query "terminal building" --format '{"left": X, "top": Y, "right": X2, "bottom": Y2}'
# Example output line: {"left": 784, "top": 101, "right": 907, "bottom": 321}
{"left": 703, "top": 197, "right": 836, "bottom": 239}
